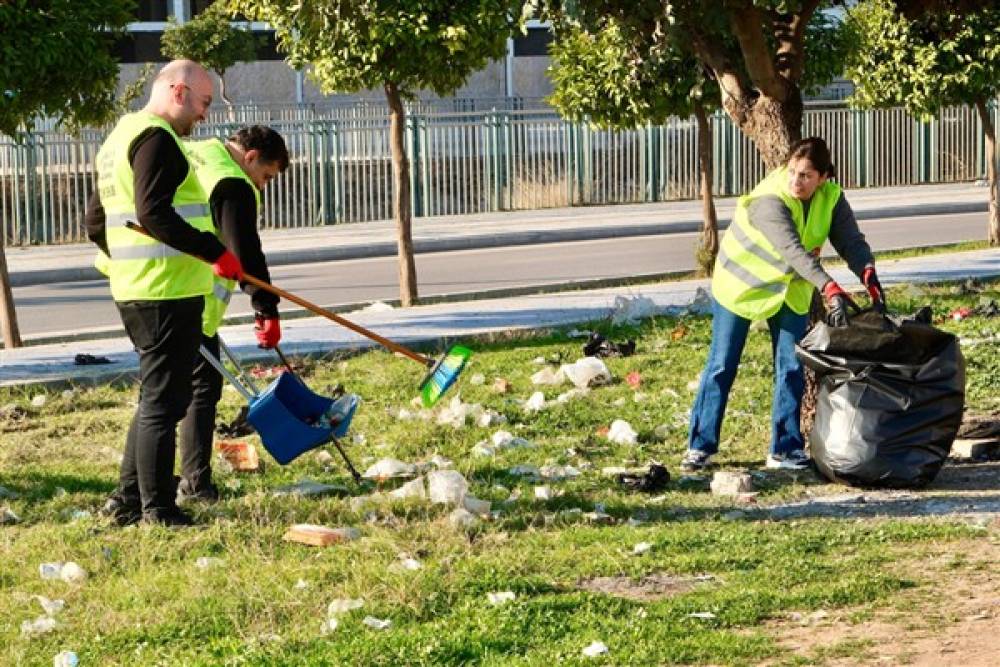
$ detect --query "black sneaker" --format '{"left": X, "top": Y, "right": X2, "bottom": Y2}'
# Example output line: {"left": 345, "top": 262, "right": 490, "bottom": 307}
{"left": 100, "top": 494, "right": 141, "bottom": 527}
{"left": 679, "top": 450, "right": 715, "bottom": 472}
{"left": 141, "top": 507, "right": 195, "bottom": 527}
{"left": 176, "top": 478, "right": 220, "bottom": 505}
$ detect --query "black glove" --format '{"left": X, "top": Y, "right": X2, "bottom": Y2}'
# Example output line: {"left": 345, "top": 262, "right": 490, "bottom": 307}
{"left": 823, "top": 281, "right": 860, "bottom": 328}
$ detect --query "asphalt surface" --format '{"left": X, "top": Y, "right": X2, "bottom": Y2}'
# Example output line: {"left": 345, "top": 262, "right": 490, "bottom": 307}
{"left": 12, "top": 210, "right": 989, "bottom": 341}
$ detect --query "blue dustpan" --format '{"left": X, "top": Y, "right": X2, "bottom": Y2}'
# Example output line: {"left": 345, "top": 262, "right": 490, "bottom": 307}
{"left": 201, "top": 341, "right": 362, "bottom": 476}
{"left": 248, "top": 372, "right": 358, "bottom": 464}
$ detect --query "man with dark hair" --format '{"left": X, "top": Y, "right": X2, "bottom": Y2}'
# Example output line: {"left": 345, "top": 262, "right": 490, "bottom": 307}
{"left": 176, "top": 125, "right": 289, "bottom": 502}
{"left": 87, "top": 60, "right": 245, "bottom": 527}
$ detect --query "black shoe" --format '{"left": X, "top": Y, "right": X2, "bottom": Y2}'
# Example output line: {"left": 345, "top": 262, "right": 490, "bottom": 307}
{"left": 176, "top": 478, "right": 220, "bottom": 505}
{"left": 100, "top": 494, "right": 141, "bottom": 527}
{"left": 141, "top": 507, "right": 195, "bottom": 527}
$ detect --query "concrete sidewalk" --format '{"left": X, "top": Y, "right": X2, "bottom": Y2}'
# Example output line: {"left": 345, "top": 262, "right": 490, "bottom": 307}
{"left": 3, "top": 246, "right": 998, "bottom": 388}
{"left": 6, "top": 181, "right": 988, "bottom": 287}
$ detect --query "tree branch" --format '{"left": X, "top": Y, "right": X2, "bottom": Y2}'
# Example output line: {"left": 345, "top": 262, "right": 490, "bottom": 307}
{"left": 725, "top": 0, "right": 786, "bottom": 100}
{"left": 688, "top": 28, "right": 748, "bottom": 122}
{"left": 776, "top": 0, "right": 822, "bottom": 83}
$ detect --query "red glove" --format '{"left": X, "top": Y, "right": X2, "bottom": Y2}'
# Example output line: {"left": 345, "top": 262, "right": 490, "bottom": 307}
{"left": 254, "top": 314, "right": 281, "bottom": 349}
{"left": 212, "top": 250, "right": 243, "bottom": 281}
{"left": 861, "top": 266, "right": 886, "bottom": 312}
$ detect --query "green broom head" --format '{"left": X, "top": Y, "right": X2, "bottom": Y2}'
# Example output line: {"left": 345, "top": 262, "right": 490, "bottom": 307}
{"left": 419, "top": 345, "right": 473, "bottom": 407}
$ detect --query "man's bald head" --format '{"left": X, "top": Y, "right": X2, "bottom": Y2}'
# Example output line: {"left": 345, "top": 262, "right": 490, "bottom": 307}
{"left": 144, "top": 59, "right": 214, "bottom": 136}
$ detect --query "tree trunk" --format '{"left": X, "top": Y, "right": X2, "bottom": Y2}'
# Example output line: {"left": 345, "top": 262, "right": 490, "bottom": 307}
{"left": 0, "top": 238, "right": 22, "bottom": 349}
{"left": 974, "top": 98, "right": 1000, "bottom": 246}
{"left": 218, "top": 72, "right": 235, "bottom": 122}
{"left": 385, "top": 81, "right": 418, "bottom": 306}
{"left": 722, "top": 92, "right": 803, "bottom": 170}
{"left": 693, "top": 101, "right": 719, "bottom": 276}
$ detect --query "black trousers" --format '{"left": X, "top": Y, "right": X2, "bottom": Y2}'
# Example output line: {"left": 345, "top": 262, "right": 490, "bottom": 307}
{"left": 115, "top": 297, "right": 203, "bottom": 514}
{"left": 178, "top": 333, "right": 223, "bottom": 492}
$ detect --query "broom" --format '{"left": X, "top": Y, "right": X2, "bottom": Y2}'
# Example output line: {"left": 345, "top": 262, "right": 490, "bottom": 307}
{"left": 125, "top": 221, "right": 471, "bottom": 407}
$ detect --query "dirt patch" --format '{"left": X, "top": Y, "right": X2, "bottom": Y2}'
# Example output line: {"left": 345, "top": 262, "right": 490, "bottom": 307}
{"left": 577, "top": 572, "right": 714, "bottom": 601}
{"left": 765, "top": 535, "right": 1000, "bottom": 666}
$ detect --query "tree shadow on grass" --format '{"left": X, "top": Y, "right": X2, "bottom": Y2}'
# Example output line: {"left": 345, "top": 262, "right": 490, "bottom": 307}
{"left": 5, "top": 470, "right": 116, "bottom": 502}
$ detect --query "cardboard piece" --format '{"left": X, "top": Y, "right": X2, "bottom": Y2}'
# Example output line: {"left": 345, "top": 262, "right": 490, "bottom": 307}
{"left": 282, "top": 524, "right": 359, "bottom": 547}
{"left": 217, "top": 441, "right": 261, "bottom": 472}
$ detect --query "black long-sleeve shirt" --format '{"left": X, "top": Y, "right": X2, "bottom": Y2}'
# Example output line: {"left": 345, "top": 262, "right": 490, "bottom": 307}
{"left": 85, "top": 127, "right": 226, "bottom": 262}
{"left": 747, "top": 192, "right": 875, "bottom": 289}
{"left": 210, "top": 178, "right": 279, "bottom": 318}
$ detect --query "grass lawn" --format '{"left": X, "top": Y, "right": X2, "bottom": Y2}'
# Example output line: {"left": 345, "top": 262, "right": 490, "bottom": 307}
{"left": 3, "top": 278, "right": 1000, "bottom": 665}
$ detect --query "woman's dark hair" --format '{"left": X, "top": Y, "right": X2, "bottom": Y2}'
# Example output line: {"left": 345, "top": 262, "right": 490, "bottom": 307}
{"left": 786, "top": 137, "right": 835, "bottom": 178}
{"left": 230, "top": 125, "right": 290, "bottom": 171}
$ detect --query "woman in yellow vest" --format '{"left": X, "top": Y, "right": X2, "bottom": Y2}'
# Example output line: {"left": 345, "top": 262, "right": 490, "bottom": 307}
{"left": 681, "top": 137, "right": 884, "bottom": 472}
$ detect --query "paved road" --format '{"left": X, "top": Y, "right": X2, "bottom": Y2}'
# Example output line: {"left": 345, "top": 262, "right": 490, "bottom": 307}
{"left": 12, "top": 211, "right": 989, "bottom": 340}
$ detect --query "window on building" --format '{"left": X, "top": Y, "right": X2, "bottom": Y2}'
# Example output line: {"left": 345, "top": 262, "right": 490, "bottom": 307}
{"left": 135, "top": 0, "right": 170, "bottom": 22}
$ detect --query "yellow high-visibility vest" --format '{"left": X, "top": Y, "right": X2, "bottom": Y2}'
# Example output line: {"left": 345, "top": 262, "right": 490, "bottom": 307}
{"left": 93, "top": 112, "right": 214, "bottom": 301}
{"left": 185, "top": 138, "right": 262, "bottom": 337}
{"left": 711, "top": 167, "right": 841, "bottom": 321}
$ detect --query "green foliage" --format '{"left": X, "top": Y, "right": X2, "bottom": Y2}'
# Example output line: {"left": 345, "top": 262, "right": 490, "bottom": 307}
{"left": 0, "top": 0, "right": 134, "bottom": 136}
{"left": 847, "top": 0, "right": 1000, "bottom": 117}
{"left": 161, "top": 3, "right": 261, "bottom": 79}
{"left": 547, "top": 1, "right": 851, "bottom": 129}
{"left": 229, "top": 0, "right": 526, "bottom": 97}
{"left": 548, "top": 17, "right": 719, "bottom": 128}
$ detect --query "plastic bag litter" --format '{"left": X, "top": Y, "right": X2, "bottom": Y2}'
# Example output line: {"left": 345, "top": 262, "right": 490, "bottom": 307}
{"left": 427, "top": 470, "right": 469, "bottom": 505}
{"left": 35, "top": 596, "right": 65, "bottom": 616}
{"left": 556, "top": 387, "right": 590, "bottom": 403}
{"left": 363, "top": 458, "right": 417, "bottom": 480}
{"left": 583, "top": 332, "right": 636, "bottom": 358}
{"left": 1, "top": 507, "right": 20, "bottom": 525}
{"left": 389, "top": 477, "right": 427, "bottom": 500}
{"left": 560, "top": 357, "right": 612, "bottom": 389}
{"left": 492, "top": 430, "right": 533, "bottom": 449}
{"left": 53, "top": 651, "right": 79, "bottom": 667}
{"left": 582, "top": 641, "right": 609, "bottom": 657}
{"left": 607, "top": 420, "right": 638, "bottom": 445}
{"left": 531, "top": 366, "right": 565, "bottom": 386}
{"left": 469, "top": 373, "right": 486, "bottom": 385}
{"left": 797, "top": 309, "right": 965, "bottom": 488}
{"left": 540, "top": 464, "right": 582, "bottom": 480}
{"left": 487, "top": 591, "right": 516, "bottom": 605}
{"left": 21, "top": 616, "right": 57, "bottom": 637}
{"left": 195, "top": 557, "right": 223, "bottom": 570}
{"left": 524, "top": 391, "right": 547, "bottom": 412}
{"left": 611, "top": 294, "right": 658, "bottom": 325}
{"left": 328, "top": 598, "right": 364, "bottom": 615}
{"left": 616, "top": 463, "right": 670, "bottom": 492}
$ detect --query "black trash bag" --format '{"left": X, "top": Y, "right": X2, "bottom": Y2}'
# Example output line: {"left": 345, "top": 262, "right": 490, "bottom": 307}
{"left": 616, "top": 463, "right": 670, "bottom": 493}
{"left": 796, "top": 308, "right": 965, "bottom": 488}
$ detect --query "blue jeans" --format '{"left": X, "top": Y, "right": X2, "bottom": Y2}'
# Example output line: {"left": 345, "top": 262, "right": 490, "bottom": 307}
{"left": 688, "top": 299, "right": 808, "bottom": 457}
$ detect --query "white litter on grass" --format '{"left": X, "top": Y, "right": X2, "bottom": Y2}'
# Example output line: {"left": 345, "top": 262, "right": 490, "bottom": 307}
{"left": 40, "top": 563, "right": 63, "bottom": 580}
{"left": 363, "top": 616, "right": 392, "bottom": 630}
{"left": 476, "top": 410, "right": 507, "bottom": 428}
{"left": 462, "top": 495, "right": 491, "bottom": 516}
{"left": 20, "top": 615, "right": 57, "bottom": 637}
{"left": 58, "top": 562, "right": 87, "bottom": 584}
{"left": 560, "top": 357, "right": 612, "bottom": 389}
{"left": 469, "top": 373, "right": 486, "bottom": 385}
{"left": 534, "top": 486, "right": 553, "bottom": 500}
{"left": 315, "top": 450, "right": 335, "bottom": 466}
{"left": 611, "top": 294, "right": 657, "bottom": 325}
{"left": 389, "top": 477, "right": 427, "bottom": 500}
{"left": 1, "top": 507, "right": 20, "bottom": 525}
{"left": 392, "top": 407, "right": 415, "bottom": 421}
{"left": 328, "top": 598, "right": 365, "bottom": 615}
{"left": 358, "top": 301, "right": 394, "bottom": 313}
{"left": 531, "top": 356, "right": 547, "bottom": 365}
{"left": 320, "top": 617, "right": 339, "bottom": 635}
{"left": 429, "top": 454, "right": 453, "bottom": 469}
{"left": 294, "top": 579, "right": 309, "bottom": 590}
{"left": 487, "top": 591, "right": 516, "bottom": 605}
{"left": 556, "top": 387, "right": 590, "bottom": 403}
{"left": 399, "top": 557, "right": 423, "bottom": 571}
{"left": 471, "top": 442, "right": 496, "bottom": 457}
{"left": 566, "top": 329, "right": 590, "bottom": 338}
{"left": 582, "top": 641, "right": 609, "bottom": 657}
{"left": 31, "top": 394, "right": 47, "bottom": 408}
{"left": 436, "top": 396, "right": 486, "bottom": 429}
{"left": 524, "top": 391, "right": 547, "bottom": 412}
{"left": 612, "top": 397, "right": 627, "bottom": 407}
{"left": 686, "top": 373, "right": 702, "bottom": 392}
{"left": 531, "top": 366, "right": 565, "bottom": 386}
{"left": 427, "top": 470, "right": 469, "bottom": 505}
{"left": 633, "top": 542, "right": 653, "bottom": 555}
{"left": 607, "top": 420, "right": 638, "bottom": 445}
{"left": 540, "top": 464, "right": 581, "bottom": 481}
{"left": 687, "top": 612, "right": 717, "bottom": 620}
{"left": 362, "top": 458, "right": 417, "bottom": 480}
{"left": 195, "top": 557, "right": 223, "bottom": 570}
{"left": 53, "top": 651, "right": 79, "bottom": 667}
{"left": 492, "top": 430, "right": 533, "bottom": 449}
{"left": 34, "top": 596, "right": 65, "bottom": 616}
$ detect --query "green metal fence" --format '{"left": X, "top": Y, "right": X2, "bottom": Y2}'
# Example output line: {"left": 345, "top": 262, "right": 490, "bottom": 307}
{"left": 1, "top": 101, "right": 995, "bottom": 246}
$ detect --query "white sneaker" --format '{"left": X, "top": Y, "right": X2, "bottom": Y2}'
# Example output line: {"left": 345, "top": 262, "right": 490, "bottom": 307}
{"left": 680, "top": 450, "right": 714, "bottom": 472}
{"left": 766, "top": 451, "right": 811, "bottom": 470}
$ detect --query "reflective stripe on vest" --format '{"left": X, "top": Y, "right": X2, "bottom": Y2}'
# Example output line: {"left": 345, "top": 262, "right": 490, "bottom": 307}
{"left": 96, "top": 112, "right": 215, "bottom": 302}
{"left": 711, "top": 167, "right": 840, "bottom": 321}
{"left": 212, "top": 281, "right": 232, "bottom": 304}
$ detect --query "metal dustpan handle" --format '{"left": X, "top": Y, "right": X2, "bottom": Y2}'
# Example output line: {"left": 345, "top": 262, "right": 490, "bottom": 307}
{"left": 217, "top": 336, "right": 261, "bottom": 395}
{"left": 200, "top": 344, "right": 258, "bottom": 403}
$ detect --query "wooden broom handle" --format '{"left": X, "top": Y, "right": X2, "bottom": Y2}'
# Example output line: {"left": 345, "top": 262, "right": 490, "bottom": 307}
{"left": 124, "top": 221, "right": 430, "bottom": 366}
